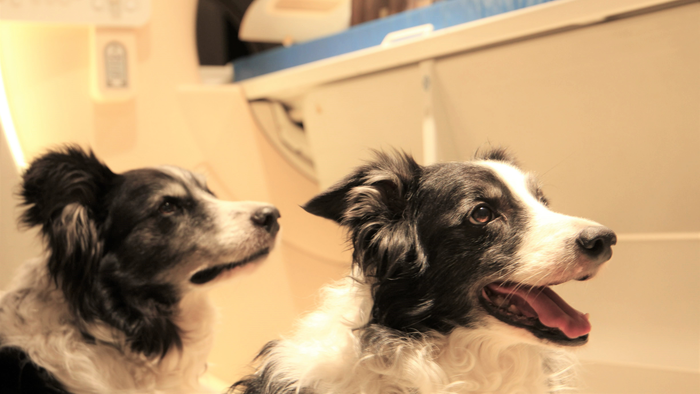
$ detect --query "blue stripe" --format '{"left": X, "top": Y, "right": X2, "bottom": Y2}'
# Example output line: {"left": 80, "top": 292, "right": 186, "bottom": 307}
{"left": 233, "top": 0, "right": 557, "bottom": 81}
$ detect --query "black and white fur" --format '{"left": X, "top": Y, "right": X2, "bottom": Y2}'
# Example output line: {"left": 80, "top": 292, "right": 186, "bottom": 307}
{"left": 0, "top": 146, "right": 280, "bottom": 394}
{"left": 232, "top": 150, "right": 615, "bottom": 394}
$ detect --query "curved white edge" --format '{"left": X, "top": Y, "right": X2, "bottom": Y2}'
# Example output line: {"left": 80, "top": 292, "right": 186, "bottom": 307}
{"left": 239, "top": 0, "right": 351, "bottom": 43}
{"left": 0, "top": 62, "right": 26, "bottom": 170}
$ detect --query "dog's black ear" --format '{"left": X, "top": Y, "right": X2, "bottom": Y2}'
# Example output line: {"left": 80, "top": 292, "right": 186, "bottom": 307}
{"left": 306, "top": 152, "right": 436, "bottom": 332}
{"left": 302, "top": 151, "right": 423, "bottom": 274}
{"left": 303, "top": 151, "right": 422, "bottom": 224}
{"left": 302, "top": 172, "right": 365, "bottom": 223}
{"left": 19, "top": 146, "right": 117, "bottom": 316}
{"left": 20, "top": 146, "right": 116, "bottom": 228}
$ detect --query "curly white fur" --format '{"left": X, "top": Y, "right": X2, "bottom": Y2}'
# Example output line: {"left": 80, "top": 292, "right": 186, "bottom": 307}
{"left": 0, "top": 257, "right": 217, "bottom": 394}
{"left": 252, "top": 275, "right": 578, "bottom": 394}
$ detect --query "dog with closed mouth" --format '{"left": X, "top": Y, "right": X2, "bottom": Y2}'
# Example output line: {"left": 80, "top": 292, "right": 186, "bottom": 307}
{"left": 232, "top": 149, "right": 615, "bottom": 394}
{"left": 0, "top": 146, "right": 280, "bottom": 394}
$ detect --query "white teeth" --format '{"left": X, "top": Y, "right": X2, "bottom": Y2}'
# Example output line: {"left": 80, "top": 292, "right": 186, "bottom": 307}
{"left": 492, "top": 295, "right": 524, "bottom": 316}
{"left": 487, "top": 292, "right": 527, "bottom": 317}
{"left": 495, "top": 296, "right": 508, "bottom": 308}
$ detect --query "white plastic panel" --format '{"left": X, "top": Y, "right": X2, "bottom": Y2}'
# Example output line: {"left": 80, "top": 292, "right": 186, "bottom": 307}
{"left": 558, "top": 237, "right": 700, "bottom": 370}
{"left": 295, "top": 0, "right": 700, "bottom": 385}
{"left": 303, "top": 64, "right": 425, "bottom": 188}
{"left": 0, "top": 0, "right": 151, "bottom": 27}
{"left": 239, "top": 0, "right": 690, "bottom": 101}
{"left": 432, "top": 1, "right": 700, "bottom": 234}
{"left": 239, "top": 0, "right": 350, "bottom": 44}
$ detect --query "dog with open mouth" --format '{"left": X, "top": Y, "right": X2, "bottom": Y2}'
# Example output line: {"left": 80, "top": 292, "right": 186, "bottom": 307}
{"left": 0, "top": 146, "right": 280, "bottom": 394}
{"left": 231, "top": 149, "right": 615, "bottom": 394}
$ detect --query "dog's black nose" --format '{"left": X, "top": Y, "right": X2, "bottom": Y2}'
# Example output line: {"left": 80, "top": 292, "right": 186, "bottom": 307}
{"left": 576, "top": 226, "right": 617, "bottom": 261}
{"left": 252, "top": 206, "right": 280, "bottom": 236}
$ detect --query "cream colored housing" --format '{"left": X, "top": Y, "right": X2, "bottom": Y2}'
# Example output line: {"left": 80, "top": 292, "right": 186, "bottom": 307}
{"left": 1, "top": 0, "right": 698, "bottom": 392}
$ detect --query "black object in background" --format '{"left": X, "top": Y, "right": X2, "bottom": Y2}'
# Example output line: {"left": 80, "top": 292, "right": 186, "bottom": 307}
{"left": 196, "top": 0, "right": 280, "bottom": 65}
{"left": 0, "top": 347, "right": 69, "bottom": 394}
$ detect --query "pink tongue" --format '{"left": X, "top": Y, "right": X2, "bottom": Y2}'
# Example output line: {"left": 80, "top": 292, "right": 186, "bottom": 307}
{"left": 488, "top": 284, "right": 591, "bottom": 339}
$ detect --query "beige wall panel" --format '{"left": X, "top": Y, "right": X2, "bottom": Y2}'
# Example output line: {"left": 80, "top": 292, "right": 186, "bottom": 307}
{"left": 304, "top": 64, "right": 425, "bottom": 189}
{"left": 433, "top": 2, "right": 700, "bottom": 234}
{"left": 579, "top": 361, "right": 700, "bottom": 394}
{"left": 558, "top": 238, "right": 700, "bottom": 370}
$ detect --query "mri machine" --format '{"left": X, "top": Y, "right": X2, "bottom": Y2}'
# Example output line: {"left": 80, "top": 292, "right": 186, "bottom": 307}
{"left": 0, "top": 0, "right": 698, "bottom": 391}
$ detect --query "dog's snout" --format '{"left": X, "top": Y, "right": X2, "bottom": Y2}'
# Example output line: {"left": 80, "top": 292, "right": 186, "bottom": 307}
{"left": 252, "top": 206, "right": 280, "bottom": 236}
{"left": 576, "top": 226, "right": 616, "bottom": 261}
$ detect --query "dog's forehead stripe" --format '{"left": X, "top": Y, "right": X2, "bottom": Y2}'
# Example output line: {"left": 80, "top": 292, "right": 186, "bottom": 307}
{"left": 478, "top": 161, "right": 542, "bottom": 209}
{"left": 155, "top": 166, "right": 209, "bottom": 195}
{"left": 158, "top": 166, "right": 195, "bottom": 183}
{"left": 159, "top": 182, "right": 189, "bottom": 199}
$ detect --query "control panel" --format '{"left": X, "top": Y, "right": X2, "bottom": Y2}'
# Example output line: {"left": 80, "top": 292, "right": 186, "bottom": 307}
{"left": 90, "top": 28, "right": 137, "bottom": 101}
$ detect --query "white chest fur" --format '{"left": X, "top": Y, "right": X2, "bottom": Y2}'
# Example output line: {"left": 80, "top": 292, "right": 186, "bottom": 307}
{"left": 0, "top": 258, "right": 217, "bottom": 394}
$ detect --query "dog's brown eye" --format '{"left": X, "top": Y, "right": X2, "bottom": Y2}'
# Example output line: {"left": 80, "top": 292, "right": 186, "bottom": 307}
{"left": 469, "top": 205, "right": 494, "bottom": 225}
{"left": 159, "top": 200, "right": 179, "bottom": 215}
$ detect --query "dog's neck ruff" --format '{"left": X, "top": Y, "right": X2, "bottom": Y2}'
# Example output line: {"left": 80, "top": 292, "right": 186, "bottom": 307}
{"left": 0, "top": 257, "right": 215, "bottom": 394}
{"left": 251, "top": 275, "right": 578, "bottom": 394}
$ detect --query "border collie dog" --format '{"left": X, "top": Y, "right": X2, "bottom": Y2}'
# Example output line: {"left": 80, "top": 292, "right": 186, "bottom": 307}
{"left": 0, "top": 146, "right": 280, "bottom": 394}
{"left": 232, "top": 150, "right": 615, "bottom": 394}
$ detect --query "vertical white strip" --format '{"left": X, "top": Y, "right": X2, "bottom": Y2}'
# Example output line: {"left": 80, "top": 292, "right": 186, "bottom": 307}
{"left": 422, "top": 116, "right": 437, "bottom": 166}
{"left": 420, "top": 59, "right": 437, "bottom": 166}
{"left": 0, "top": 61, "right": 26, "bottom": 169}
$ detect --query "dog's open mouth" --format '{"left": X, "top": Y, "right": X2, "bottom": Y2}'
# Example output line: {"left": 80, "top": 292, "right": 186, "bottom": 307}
{"left": 190, "top": 248, "right": 270, "bottom": 285}
{"left": 480, "top": 282, "right": 590, "bottom": 346}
